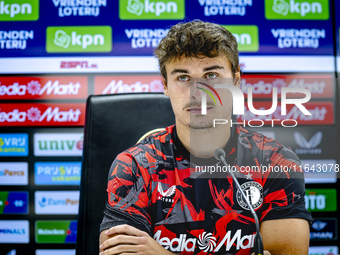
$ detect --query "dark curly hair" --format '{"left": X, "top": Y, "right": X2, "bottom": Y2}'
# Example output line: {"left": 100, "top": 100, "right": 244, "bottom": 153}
{"left": 154, "top": 20, "right": 239, "bottom": 83}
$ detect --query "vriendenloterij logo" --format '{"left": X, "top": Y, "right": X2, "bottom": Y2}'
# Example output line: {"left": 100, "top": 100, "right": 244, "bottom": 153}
{"left": 119, "top": 0, "right": 185, "bottom": 20}
{"left": 221, "top": 25, "right": 259, "bottom": 52}
{"left": 265, "top": 0, "right": 329, "bottom": 20}
{"left": 0, "top": 0, "right": 39, "bottom": 21}
{"left": 46, "top": 26, "right": 112, "bottom": 53}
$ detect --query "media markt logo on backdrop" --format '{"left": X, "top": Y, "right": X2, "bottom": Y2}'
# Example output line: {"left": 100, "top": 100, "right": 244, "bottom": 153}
{"left": 34, "top": 133, "right": 83, "bottom": 156}
{"left": 0, "top": 134, "right": 28, "bottom": 157}
{"left": 0, "top": 0, "right": 39, "bottom": 21}
{"left": 36, "top": 221, "right": 77, "bottom": 243}
{"left": 35, "top": 191, "right": 79, "bottom": 214}
{"left": 95, "top": 76, "right": 164, "bottom": 94}
{"left": 52, "top": 0, "right": 107, "bottom": 17}
{"left": 198, "top": 0, "right": 252, "bottom": 17}
{"left": 35, "top": 162, "right": 81, "bottom": 185}
{"left": 46, "top": 26, "right": 112, "bottom": 53}
{"left": 221, "top": 25, "right": 259, "bottom": 52}
{"left": 265, "top": 0, "right": 329, "bottom": 20}
{"left": 119, "top": 0, "right": 185, "bottom": 20}
{"left": 0, "top": 76, "right": 88, "bottom": 99}
{"left": 0, "top": 103, "right": 85, "bottom": 126}
{"left": 0, "top": 191, "right": 28, "bottom": 214}
{"left": 305, "top": 189, "right": 337, "bottom": 212}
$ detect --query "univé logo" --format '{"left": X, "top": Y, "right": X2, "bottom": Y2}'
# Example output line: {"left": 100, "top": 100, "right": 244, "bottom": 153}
{"left": 120, "top": 0, "right": 185, "bottom": 20}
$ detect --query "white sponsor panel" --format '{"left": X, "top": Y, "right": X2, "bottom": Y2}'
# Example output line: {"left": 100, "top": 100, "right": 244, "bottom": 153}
{"left": 0, "top": 56, "right": 334, "bottom": 73}
{"left": 35, "top": 191, "right": 79, "bottom": 215}
{"left": 0, "top": 220, "right": 29, "bottom": 243}
{"left": 301, "top": 159, "right": 337, "bottom": 183}
{"left": 308, "top": 246, "right": 338, "bottom": 255}
{"left": 36, "top": 249, "right": 75, "bottom": 255}
{"left": 34, "top": 133, "right": 83, "bottom": 156}
{"left": 0, "top": 162, "right": 28, "bottom": 185}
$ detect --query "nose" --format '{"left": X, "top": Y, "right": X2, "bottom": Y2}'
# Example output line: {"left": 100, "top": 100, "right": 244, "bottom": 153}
{"left": 190, "top": 80, "right": 204, "bottom": 100}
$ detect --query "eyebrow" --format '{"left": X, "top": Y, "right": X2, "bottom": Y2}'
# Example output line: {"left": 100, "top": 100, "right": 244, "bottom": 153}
{"left": 203, "top": 65, "right": 225, "bottom": 72}
{"left": 170, "top": 68, "right": 188, "bottom": 75}
{"left": 170, "top": 65, "right": 225, "bottom": 76}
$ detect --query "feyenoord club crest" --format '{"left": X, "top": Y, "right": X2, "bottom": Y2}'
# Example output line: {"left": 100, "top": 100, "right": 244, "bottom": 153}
{"left": 236, "top": 181, "right": 263, "bottom": 210}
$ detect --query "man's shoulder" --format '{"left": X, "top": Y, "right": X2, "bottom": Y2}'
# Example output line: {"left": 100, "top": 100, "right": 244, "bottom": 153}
{"left": 236, "top": 125, "right": 301, "bottom": 163}
{"left": 119, "top": 124, "right": 175, "bottom": 158}
{"left": 237, "top": 125, "right": 281, "bottom": 147}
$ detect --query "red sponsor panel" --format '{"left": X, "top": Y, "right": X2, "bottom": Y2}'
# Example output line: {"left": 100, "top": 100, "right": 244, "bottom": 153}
{"left": 95, "top": 76, "right": 164, "bottom": 94}
{"left": 237, "top": 101, "right": 334, "bottom": 125}
{"left": 0, "top": 76, "right": 88, "bottom": 100}
{"left": 241, "top": 75, "right": 333, "bottom": 99}
{"left": 0, "top": 103, "right": 85, "bottom": 126}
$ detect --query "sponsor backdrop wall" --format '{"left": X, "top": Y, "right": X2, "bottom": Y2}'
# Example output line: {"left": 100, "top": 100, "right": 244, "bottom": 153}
{"left": 0, "top": 0, "right": 339, "bottom": 254}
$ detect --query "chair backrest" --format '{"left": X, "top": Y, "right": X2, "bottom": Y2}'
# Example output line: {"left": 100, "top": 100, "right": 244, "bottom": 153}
{"left": 76, "top": 93, "right": 175, "bottom": 255}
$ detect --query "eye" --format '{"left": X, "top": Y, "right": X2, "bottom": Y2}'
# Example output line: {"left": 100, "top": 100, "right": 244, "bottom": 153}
{"left": 205, "top": 73, "right": 218, "bottom": 79}
{"left": 178, "top": 75, "right": 190, "bottom": 82}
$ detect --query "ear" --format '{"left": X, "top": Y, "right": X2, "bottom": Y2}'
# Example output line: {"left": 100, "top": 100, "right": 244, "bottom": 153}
{"left": 234, "top": 66, "right": 241, "bottom": 88}
{"left": 163, "top": 79, "right": 169, "bottom": 97}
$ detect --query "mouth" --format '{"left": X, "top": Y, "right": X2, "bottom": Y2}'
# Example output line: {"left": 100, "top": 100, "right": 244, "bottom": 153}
{"left": 187, "top": 106, "right": 214, "bottom": 113}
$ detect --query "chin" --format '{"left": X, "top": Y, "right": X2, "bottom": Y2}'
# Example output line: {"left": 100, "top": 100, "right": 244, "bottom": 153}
{"left": 188, "top": 121, "right": 214, "bottom": 130}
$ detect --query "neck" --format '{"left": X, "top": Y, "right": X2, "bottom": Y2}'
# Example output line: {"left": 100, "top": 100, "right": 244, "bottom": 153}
{"left": 176, "top": 121, "right": 231, "bottom": 158}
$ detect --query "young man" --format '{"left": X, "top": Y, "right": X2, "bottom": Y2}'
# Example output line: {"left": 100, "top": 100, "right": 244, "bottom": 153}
{"left": 99, "top": 20, "right": 312, "bottom": 255}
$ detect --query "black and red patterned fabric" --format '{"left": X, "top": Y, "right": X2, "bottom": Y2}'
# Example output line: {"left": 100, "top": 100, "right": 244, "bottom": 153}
{"left": 100, "top": 124, "right": 312, "bottom": 255}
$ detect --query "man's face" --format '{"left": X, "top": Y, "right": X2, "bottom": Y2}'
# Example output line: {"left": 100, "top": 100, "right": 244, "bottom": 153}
{"left": 164, "top": 55, "right": 240, "bottom": 129}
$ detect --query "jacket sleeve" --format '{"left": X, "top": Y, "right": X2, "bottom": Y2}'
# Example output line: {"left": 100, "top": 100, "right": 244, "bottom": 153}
{"left": 99, "top": 151, "right": 152, "bottom": 235}
{"left": 260, "top": 145, "right": 313, "bottom": 225}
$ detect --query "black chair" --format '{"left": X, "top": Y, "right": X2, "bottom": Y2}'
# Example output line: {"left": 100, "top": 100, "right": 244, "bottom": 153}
{"left": 76, "top": 93, "right": 175, "bottom": 255}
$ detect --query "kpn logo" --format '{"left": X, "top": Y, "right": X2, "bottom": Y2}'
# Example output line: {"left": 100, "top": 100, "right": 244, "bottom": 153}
{"left": 46, "top": 26, "right": 112, "bottom": 53}
{"left": 221, "top": 25, "right": 259, "bottom": 52}
{"left": 119, "top": 0, "right": 185, "bottom": 20}
{"left": 0, "top": 0, "right": 39, "bottom": 21}
{"left": 265, "top": 0, "right": 329, "bottom": 20}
